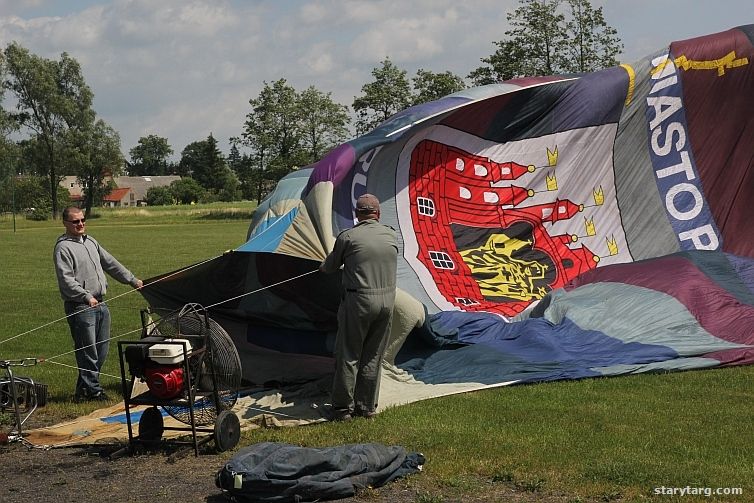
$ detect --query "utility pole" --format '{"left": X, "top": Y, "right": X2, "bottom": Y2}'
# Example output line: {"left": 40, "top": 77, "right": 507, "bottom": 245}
{"left": 11, "top": 172, "right": 16, "bottom": 233}
{"left": 8, "top": 152, "right": 19, "bottom": 233}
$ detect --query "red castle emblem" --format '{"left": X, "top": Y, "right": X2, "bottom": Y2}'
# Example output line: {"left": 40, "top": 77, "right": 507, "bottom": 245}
{"left": 408, "top": 139, "right": 600, "bottom": 317}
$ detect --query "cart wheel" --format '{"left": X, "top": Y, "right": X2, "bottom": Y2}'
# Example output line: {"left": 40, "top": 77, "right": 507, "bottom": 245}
{"left": 34, "top": 383, "right": 48, "bottom": 407}
{"left": 214, "top": 410, "right": 240, "bottom": 453}
{"left": 138, "top": 406, "right": 164, "bottom": 443}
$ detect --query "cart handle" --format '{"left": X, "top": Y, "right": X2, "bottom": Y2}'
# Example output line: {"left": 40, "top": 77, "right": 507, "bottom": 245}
{"left": 0, "top": 358, "right": 39, "bottom": 369}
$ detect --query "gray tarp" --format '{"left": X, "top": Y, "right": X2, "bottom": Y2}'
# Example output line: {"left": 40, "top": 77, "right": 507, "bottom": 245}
{"left": 215, "top": 442, "right": 424, "bottom": 502}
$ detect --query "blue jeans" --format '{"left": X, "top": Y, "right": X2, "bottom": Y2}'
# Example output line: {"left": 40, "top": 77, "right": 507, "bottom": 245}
{"left": 64, "top": 302, "right": 111, "bottom": 397}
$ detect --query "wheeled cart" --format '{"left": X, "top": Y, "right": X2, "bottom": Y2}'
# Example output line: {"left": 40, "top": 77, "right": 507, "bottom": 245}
{"left": 117, "top": 304, "right": 241, "bottom": 457}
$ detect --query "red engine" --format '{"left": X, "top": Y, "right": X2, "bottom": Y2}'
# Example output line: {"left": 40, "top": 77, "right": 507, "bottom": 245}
{"left": 144, "top": 366, "right": 184, "bottom": 399}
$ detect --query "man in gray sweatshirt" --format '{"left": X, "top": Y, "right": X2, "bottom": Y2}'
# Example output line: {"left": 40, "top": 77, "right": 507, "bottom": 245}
{"left": 53, "top": 206, "right": 143, "bottom": 402}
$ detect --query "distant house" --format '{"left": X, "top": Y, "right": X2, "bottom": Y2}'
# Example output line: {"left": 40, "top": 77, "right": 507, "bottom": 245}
{"left": 115, "top": 176, "right": 181, "bottom": 206}
{"left": 60, "top": 176, "right": 84, "bottom": 201}
{"left": 103, "top": 187, "right": 134, "bottom": 208}
{"left": 59, "top": 175, "right": 181, "bottom": 207}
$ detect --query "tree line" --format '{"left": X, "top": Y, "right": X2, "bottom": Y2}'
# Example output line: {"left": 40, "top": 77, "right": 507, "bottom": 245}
{"left": 0, "top": 0, "right": 621, "bottom": 218}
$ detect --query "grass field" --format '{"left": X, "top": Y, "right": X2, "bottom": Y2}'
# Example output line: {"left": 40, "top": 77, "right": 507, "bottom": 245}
{"left": 2, "top": 205, "right": 753, "bottom": 502}
{"left": 0, "top": 204, "right": 254, "bottom": 419}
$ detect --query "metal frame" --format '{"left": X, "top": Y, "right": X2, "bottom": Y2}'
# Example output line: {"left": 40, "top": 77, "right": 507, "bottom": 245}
{"left": 117, "top": 304, "right": 225, "bottom": 457}
{"left": 0, "top": 358, "right": 44, "bottom": 443}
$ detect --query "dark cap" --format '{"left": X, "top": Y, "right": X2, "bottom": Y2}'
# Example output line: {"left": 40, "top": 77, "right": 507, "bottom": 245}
{"left": 355, "top": 204, "right": 376, "bottom": 213}
{"left": 355, "top": 194, "right": 380, "bottom": 215}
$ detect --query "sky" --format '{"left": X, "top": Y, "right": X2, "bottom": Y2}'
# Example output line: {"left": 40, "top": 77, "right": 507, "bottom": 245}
{"left": 0, "top": 0, "right": 751, "bottom": 160}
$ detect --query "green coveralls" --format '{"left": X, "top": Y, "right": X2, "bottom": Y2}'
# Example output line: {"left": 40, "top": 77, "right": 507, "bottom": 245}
{"left": 320, "top": 218, "right": 398, "bottom": 414}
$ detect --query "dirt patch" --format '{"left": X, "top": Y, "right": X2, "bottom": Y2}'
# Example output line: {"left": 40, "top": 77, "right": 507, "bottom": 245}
{"left": 1, "top": 413, "right": 584, "bottom": 503}
{"left": 0, "top": 439, "right": 422, "bottom": 503}
{"left": 1, "top": 441, "right": 227, "bottom": 502}
{"left": 0, "top": 440, "right": 319, "bottom": 502}
{"left": 0, "top": 437, "right": 586, "bottom": 503}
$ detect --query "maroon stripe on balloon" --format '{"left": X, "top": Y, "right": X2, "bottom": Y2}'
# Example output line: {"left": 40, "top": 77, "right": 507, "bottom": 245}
{"left": 671, "top": 27, "right": 754, "bottom": 257}
{"left": 566, "top": 255, "right": 754, "bottom": 346}
{"left": 702, "top": 347, "right": 754, "bottom": 366}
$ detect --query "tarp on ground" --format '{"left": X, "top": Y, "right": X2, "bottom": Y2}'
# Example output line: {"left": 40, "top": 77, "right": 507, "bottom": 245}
{"left": 215, "top": 442, "right": 424, "bottom": 502}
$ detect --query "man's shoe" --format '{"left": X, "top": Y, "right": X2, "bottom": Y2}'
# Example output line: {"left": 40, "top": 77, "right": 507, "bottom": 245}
{"left": 90, "top": 391, "right": 110, "bottom": 401}
{"left": 355, "top": 408, "right": 377, "bottom": 419}
{"left": 73, "top": 391, "right": 110, "bottom": 403}
{"left": 322, "top": 405, "right": 352, "bottom": 422}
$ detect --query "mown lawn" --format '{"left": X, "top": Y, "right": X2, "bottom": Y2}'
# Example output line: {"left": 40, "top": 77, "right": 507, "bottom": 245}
{"left": 0, "top": 204, "right": 253, "bottom": 418}
{"left": 1, "top": 204, "right": 753, "bottom": 502}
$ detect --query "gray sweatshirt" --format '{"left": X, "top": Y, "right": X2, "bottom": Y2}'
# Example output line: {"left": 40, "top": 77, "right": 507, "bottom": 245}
{"left": 53, "top": 234, "right": 139, "bottom": 303}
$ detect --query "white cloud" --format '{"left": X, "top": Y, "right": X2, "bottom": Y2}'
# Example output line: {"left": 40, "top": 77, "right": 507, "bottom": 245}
{"left": 1, "top": 0, "right": 752, "bottom": 160}
{"left": 174, "top": 1, "right": 238, "bottom": 36}
{"left": 348, "top": 10, "right": 464, "bottom": 63}
{"left": 298, "top": 2, "right": 329, "bottom": 24}
{"left": 0, "top": 15, "right": 60, "bottom": 50}
{"left": 0, "top": 0, "right": 536, "bottom": 154}
{"left": 340, "top": 0, "right": 389, "bottom": 23}
{"left": 46, "top": 6, "right": 106, "bottom": 50}
{"left": 299, "top": 42, "right": 336, "bottom": 74}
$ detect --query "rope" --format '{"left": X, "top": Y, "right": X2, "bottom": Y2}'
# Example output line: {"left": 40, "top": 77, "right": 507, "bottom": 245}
{"left": 1, "top": 207, "right": 302, "bottom": 347}
{"left": 1, "top": 212, "right": 325, "bottom": 412}
{"left": 40, "top": 269, "right": 318, "bottom": 381}
{"left": 43, "top": 325, "right": 143, "bottom": 361}
{"left": 41, "top": 359, "right": 121, "bottom": 381}
{"left": 0, "top": 253, "right": 224, "bottom": 347}
{"left": 204, "top": 269, "right": 318, "bottom": 310}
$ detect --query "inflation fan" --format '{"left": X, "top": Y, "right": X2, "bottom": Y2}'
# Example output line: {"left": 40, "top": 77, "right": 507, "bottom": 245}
{"left": 118, "top": 303, "right": 242, "bottom": 455}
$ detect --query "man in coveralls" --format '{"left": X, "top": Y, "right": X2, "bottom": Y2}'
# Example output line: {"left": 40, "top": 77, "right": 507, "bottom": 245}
{"left": 319, "top": 194, "right": 398, "bottom": 421}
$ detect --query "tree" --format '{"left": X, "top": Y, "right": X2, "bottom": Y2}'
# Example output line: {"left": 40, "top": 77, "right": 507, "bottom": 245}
{"left": 169, "top": 177, "right": 205, "bottom": 204}
{"left": 510, "top": 0, "right": 568, "bottom": 76}
{"left": 352, "top": 58, "right": 412, "bottom": 135}
{"left": 215, "top": 171, "right": 241, "bottom": 202}
{"left": 0, "top": 175, "right": 43, "bottom": 212}
{"left": 179, "top": 133, "right": 228, "bottom": 191}
{"left": 74, "top": 119, "right": 123, "bottom": 217}
{"left": 0, "top": 52, "right": 20, "bottom": 182}
{"left": 297, "top": 86, "right": 350, "bottom": 163}
{"left": 468, "top": 0, "right": 621, "bottom": 85}
{"left": 0, "top": 174, "right": 69, "bottom": 219}
{"left": 237, "top": 157, "right": 257, "bottom": 201}
{"left": 227, "top": 139, "right": 256, "bottom": 200}
{"left": 411, "top": 69, "right": 466, "bottom": 105}
{"left": 128, "top": 135, "right": 173, "bottom": 176}
{"left": 241, "top": 79, "right": 306, "bottom": 203}
{"left": 227, "top": 142, "right": 242, "bottom": 172}
{"left": 262, "top": 80, "right": 307, "bottom": 176}
{"left": 242, "top": 84, "right": 274, "bottom": 203}
{"left": 562, "top": 0, "right": 622, "bottom": 73}
{"left": 487, "top": 0, "right": 568, "bottom": 80}
{"left": 468, "top": 39, "right": 530, "bottom": 85}
{"left": 177, "top": 140, "right": 202, "bottom": 180}
{"left": 3, "top": 42, "right": 94, "bottom": 218}
{"left": 145, "top": 185, "right": 173, "bottom": 206}
{"left": 0, "top": 143, "right": 21, "bottom": 212}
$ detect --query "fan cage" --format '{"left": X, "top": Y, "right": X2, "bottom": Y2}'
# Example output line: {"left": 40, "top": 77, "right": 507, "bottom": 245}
{"left": 147, "top": 304, "right": 241, "bottom": 426}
